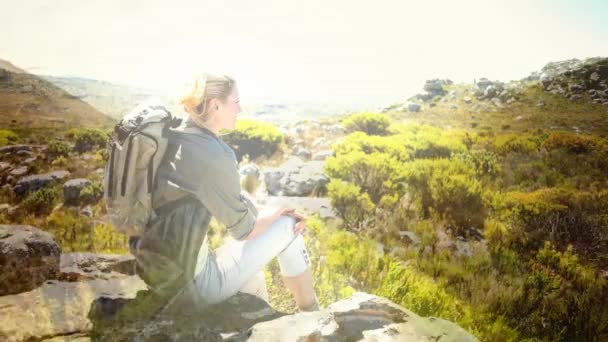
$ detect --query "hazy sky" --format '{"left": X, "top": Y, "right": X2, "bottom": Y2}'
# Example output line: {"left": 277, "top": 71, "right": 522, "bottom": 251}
{"left": 2, "top": 0, "right": 607, "bottom": 107}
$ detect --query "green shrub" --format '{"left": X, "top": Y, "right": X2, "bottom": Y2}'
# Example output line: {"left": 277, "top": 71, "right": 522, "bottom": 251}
{"left": 542, "top": 131, "right": 599, "bottom": 154}
{"left": 80, "top": 179, "right": 104, "bottom": 205}
{"left": 453, "top": 150, "right": 501, "bottom": 177}
{"left": 389, "top": 124, "right": 468, "bottom": 158}
{"left": 0, "top": 129, "right": 18, "bottom": 146}
{"left": 48, "top": 139, "right": 71, "bottom": 158}
{"left": 21, "top": 187, "right": 60, "bottom": 216}
{"left": 402, "top": 159, "right": 485, "bottom": 236}
{"left": 45, "top": 210, "right": 128, "bottom": 253}
{"left": 342, "top": 112, "right": 390, "bottom": 135}
{"left": 332, "top": 132, "right": 411, "bottom": 162}
{"left": 68, "top": 128, "right": 109, "bottom": 153}
{"left": 325, "top": 151, "right": 403, "bottom": 203}
{"left": 326, "top": 179, "right": 375, "bottom": 230}
{"left": 512, "top": 242, "right": 608, "bottom": 341}
{"left": 222, "top": 120, "right": 283, "bottom": 162}
{"left": 492, "top": 133, "right": 541, "bottom": 155}
{"left": 504, "top": 188, "right": 608, "bottom": 262}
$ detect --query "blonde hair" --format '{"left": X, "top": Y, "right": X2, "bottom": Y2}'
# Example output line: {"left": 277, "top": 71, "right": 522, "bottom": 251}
{"left": 179, "top": 73, "right": 235, "bottom": 125}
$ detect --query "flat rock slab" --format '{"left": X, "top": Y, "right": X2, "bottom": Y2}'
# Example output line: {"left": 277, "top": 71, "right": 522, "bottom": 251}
{"left": 0, "top": 275, "right": 147, "bottom": 341}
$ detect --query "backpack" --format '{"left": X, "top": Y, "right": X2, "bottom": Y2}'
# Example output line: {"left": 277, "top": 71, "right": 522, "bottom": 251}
{"left": 103, "top": 101, "right": 182, "bottom": 237}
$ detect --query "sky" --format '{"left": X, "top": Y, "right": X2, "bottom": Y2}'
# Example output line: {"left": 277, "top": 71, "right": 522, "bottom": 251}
{"left": 2, "top": 0, "right": 607, "bottom": 107}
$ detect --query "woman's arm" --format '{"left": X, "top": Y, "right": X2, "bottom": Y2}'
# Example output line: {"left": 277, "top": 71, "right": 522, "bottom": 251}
{"left": 245, "top": 208, "right": 306, "bottom": 240}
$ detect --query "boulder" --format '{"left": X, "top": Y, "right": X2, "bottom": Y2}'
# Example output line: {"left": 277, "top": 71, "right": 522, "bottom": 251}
{"left": 0, "top": 253, "right": 146, "bottom": 341}
{"left": 312, "top": 150, "right": 333, "bottom": 161}
{"left": 8, "top": 165, "right": 28, "bottom": 178}
{"left": 0, "top": 225, "right": 61, "bottom": 295}
{"left": 0, "top": 144, "right": 33, "bottom": 154}
{"left": 291, "top": 146, "right": 312, "bottom": 160}
{"left": 14, "top": 170, "right": 70, "bottom": 196}
{"left": 63, "top": 178, "right": 92, "bottom": 205}
{"left": 407, "top": 102, "right": 421, "bottom": 112}
{"left": 264, "top": 158, "right": 329, "bottom": 197}
{"left": 0, "top": 161, "right": 11, "bottom": 173}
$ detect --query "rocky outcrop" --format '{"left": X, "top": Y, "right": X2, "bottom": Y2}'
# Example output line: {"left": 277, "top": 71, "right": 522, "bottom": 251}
{"left": 0, "top": 225, "right": 61, "bottom": 295}
{"left": 537, "top": 57, "right": 608, "bottom": 104}
{"left": 13, "top": 170, "right": 70, "bottom": 196}
{"left": 91, "top": 292, "right": 478, "bottom": 341}
{"left": 263, "top": 157, "right": 329, "bottom": 197}
{"left": 63, "top": 178, "right": 91, "bottom": 205}
{"left": 0, "top": 247, "right": 477, "bottom": 341}
{"left": 414, "top": 79, "right": 452, "bottom": 102}
{"left": 0, "top": 253, "right": 146, "bottom": 341}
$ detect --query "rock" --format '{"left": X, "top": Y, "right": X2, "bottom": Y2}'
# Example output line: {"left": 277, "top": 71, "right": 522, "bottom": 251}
{"left": 590, "top": 72, "right": 600, "bottom": 82}
{"left": 63, "top": 178, "right": 92, "bottom": 205}
{"left": 0, "top": 225, "right": 61, "bottom": 295}
{"left": 475, "top": 78, "right": 494, "bottom": 91}
{"left": 8, "top": 165, "right": 28, "bottom": 178}
{"left": 14, "top": 170, "right": 70, "bottom": 196}
{"left": 23, "top": 156, "right": 37, "bottom": 164}
{"left": 292, "top": 146, "right": 312, "bottom": 160}
{"left": 0, "top": 161, "right": 11, "bottom": 173}
{"left": 248, "top": 311, "right": 339, "bottom": 341}
{"left": 0, "top": 144, "right": 33, "bottom": 154}
{"left": 80, "top": 206, "right": 93, "bottom": 217}
{"left": 407, "top": 102, "right": 421, "bottom": 112}
{"left": 540, "top": 73, "right": 553, "bottom": 88}
{"left": 463, "top": 96, "right": 472, "bottom": 104}
{"left": 263, "top": 158, "right": 330, "bottom": 197}
{"left": 325, "top": 124, "right": 345, "bottom": 135}
{"left": 16, "top": 150, "right": 33, "bottom": 157}
{"left": 537, "top": 101, "right": 545, "bottom": 107}
{"left": 484, "top": 85, "right": 497, "bottom": 98}
{"left": 0, "top": 203, "right": 10, "bottom": 215}
{"left": 313, "top": 150, "right": 333, "bottom": 161}
{"left": 423, "top": 79, "right": 446, "bottom": 96}
{"left": 450, "top": 104, "right": 458, "bottom": 110}
{"left": 0, "top": 256, "right": 146, "bottom": 341}
{"left": 58, "top": 252, "right": 137, "bottom": 282}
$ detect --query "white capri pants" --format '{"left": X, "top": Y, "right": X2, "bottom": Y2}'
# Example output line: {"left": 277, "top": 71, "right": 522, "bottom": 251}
{"left": 193, "top": 216, "right": 311, "bottom": 305}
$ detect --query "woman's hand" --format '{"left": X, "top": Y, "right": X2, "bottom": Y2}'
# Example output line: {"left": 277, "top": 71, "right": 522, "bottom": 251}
{"left": 274, "top": 207, "right": 307, "bottom": 235}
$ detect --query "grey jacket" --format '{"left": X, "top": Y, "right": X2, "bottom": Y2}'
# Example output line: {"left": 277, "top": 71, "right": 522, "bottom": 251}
{"left": 135, "top": 118, "right": 258, "bottom": 294}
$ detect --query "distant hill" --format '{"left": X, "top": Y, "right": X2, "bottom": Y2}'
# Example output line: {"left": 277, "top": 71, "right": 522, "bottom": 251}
{"left": 0, "top": 60, "right": 114, "bottom": 129}
{"left": 40, "top": 75, "right": 167, "bottom": 119}
{"left": 0, "top": 58, "right": 26, "bottom": 74}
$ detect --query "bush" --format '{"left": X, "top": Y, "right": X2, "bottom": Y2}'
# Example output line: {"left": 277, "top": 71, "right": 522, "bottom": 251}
{"left": 69, "top": 128, "right": 109, "bottom": 153}
{"left": 453, "top": 150, "right": 501, "bottom": 177}
{"left": 0, "top": 129, "right": 18, "bottom": 146}
{"left": 222, "top": 120, "right": 283, "bottom": 162}
{"left": 326, "top": 179, "right": 375, "bottom": 230}
{"left": 21, "top": 187, "right": 60, "bottom": 216}
{"left": 44, "top": 209, "right": 128, "bottom": 253}
{"left": 332, "top": 132, "right": 411, "bottom": 162}
{"left": 512, "top": 242, "right": 608, "bottom": 341}
{"left": 492, "top": 133, "right": 541, "bottom": 155}
{"left": 402, "top": 158, "right": 485, "bottom": 236}
{"left": 80, "top": 179, "right": 104, "bottom": 205}
{"left": 388, "top": 124, "right": 469, "bottom": 159}
{"left": 542, "top": 131, "right": 599, "bottom": 154}
{"left": 47, "top": 139, "right": 71, "bottom": 158}
{"left": 325, "top": 151, "right": 403, "bottom": 204}
{"left": 342, "top": 112, "right": 390, "bottom": 135}
{"left": 503, "top": 188, "right": 608, "bottom": 262}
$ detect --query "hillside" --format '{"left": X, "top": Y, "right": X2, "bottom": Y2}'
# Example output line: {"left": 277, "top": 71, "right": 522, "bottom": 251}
{"left": 40, "top": 75, "right": 167, "bottom": 119}
{"left": 0, "top": 61, "right": 114, "bottom": 129}
{"left": 383, "top": 57, "right": 608, "bottom": 135}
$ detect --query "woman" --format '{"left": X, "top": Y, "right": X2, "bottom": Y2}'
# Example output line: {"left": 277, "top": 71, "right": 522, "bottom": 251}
{"left": 139, "top": 73, "right": 319, "bottom": 313}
